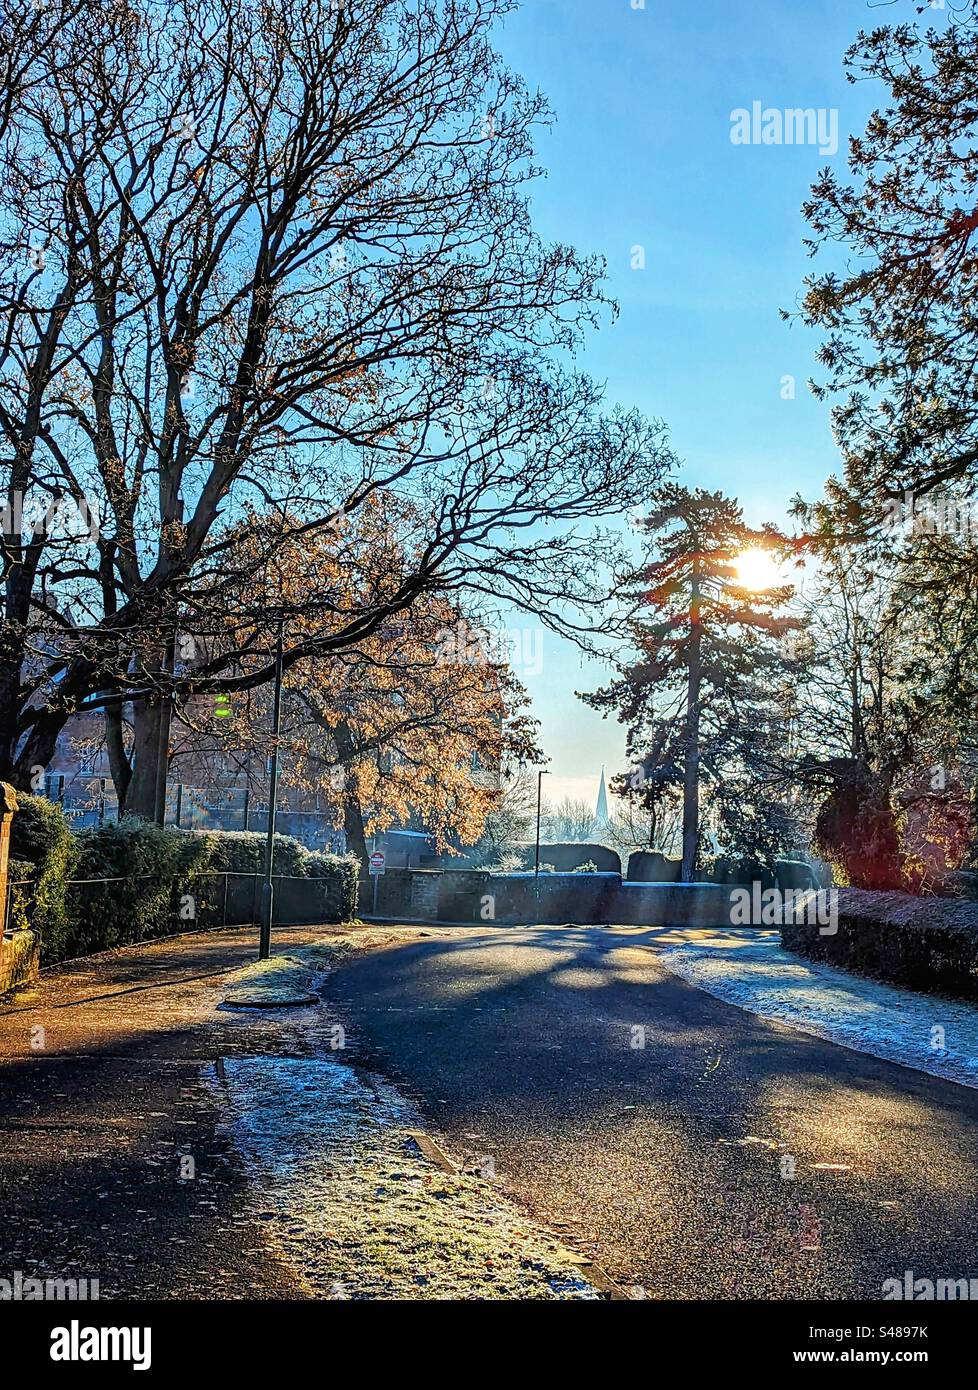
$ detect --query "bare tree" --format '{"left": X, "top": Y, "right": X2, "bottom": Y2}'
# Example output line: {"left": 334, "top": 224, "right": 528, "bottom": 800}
{"left": 0, "top": 0, "right": 673, "bottom": 811}
{"left": 468, "top": 765, "right": 538, "bottom": 867}
{"left": 543, "top": 796, "right": 596, "bottom": 842}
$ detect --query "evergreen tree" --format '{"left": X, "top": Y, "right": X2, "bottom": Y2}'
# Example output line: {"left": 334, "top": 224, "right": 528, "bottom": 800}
{"left": 799, "top": 1, "right": 978, "bottom": 511}
{"left": 583, "top": 486, "right": 800, "bottom": 880}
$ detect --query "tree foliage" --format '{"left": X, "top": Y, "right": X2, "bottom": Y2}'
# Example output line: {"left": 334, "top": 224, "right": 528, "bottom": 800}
{"left": 161, "top": 497, "right": 541, "bottom": 863}
{"left": 584, "top": 486, "right": 801, "bottom": 876}
{"left": 799, "top": 1, "right": 978, "bottom": 517}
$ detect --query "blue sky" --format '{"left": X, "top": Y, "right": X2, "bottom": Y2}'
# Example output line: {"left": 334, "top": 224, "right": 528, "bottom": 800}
{"left": 493, "top": 0, "right": 904, "bottom": 808}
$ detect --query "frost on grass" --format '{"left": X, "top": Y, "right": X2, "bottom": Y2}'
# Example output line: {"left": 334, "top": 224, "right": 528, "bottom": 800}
{"left": 656, "top": 932, "right": 978, "bottom": 1089}
{"left": 221, "top": 952, "right": 323, "bottom": 1008}
{"left": 211, "top": 1055, "right": 598, "bottom": 1300}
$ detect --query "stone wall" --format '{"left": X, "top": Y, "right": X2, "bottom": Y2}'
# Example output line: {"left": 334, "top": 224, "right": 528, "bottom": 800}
{"left": 0, "top": 781, "right": 39, "bottom": 992}
{"left": 362, "top": 868, "right": 748, "bottom": 928}
{"left": 409, "top": 871, "right": 442, "bottom": 919}
{"left": 0, "top": 929, "right": 40, "bottom": 993}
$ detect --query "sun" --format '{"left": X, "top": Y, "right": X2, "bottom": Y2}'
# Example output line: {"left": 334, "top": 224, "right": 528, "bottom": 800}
{"left": 735, "top": 547, "right": 784, "bottom": 592}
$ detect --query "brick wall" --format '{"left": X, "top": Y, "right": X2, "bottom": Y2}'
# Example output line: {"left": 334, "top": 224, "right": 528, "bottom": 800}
{"left": 409, "top": 871, "right": 442, "bottom": 919}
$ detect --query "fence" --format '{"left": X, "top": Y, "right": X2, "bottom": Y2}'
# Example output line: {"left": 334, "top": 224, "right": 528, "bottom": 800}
{"left": 3, "top": 869, "right": 346, "bottom": 943}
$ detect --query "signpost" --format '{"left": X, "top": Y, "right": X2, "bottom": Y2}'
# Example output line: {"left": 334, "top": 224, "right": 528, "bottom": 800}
{"left": 369, "top": 850, "right": 385, "bottom": 916}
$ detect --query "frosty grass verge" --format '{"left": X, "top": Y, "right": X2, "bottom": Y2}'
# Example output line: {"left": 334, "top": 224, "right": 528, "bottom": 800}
{"left": 654, "top": 931, "right": 978, "bottom": 1089}
{"left": 210, "top": 942, "right": 599, "bottom": 1299}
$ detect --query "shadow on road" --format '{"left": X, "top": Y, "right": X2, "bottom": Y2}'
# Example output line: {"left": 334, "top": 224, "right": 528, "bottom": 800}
{"left": 320, "top": 926, "right": 978, "bottom": 1300}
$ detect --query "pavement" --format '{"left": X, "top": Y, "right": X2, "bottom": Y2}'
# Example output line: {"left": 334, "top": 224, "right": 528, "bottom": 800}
{"left": 0, "top": 922, "right": 336, "bottom": 1299}
{"left": 4, "top": 920, "right": 978, "bottom": 1300}
{"left": 0, "top": 923, "right": 606, "bottom": 1300}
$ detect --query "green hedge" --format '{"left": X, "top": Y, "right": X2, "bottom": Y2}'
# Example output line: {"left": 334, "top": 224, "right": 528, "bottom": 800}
{"left": 9, "top": 795, "right": 79, "bottom": 958}
{"left": 781, "top": 888, "right": 978, "bottom": 1000}
{"left": 6, "top": 858, "right": 35, "bottom": 934}
{"left": 194, "top": 828, "right": 358, "bottom": 928}
{"left": 188, "top": 829, "right": 359, "bottom": 924}
{"left": 200, "top": 828, "right": 314, "bottom": 878}
{"left": 7, "top": 805, "right": 358, "bottom": 964}
{"left": 64, "top": 819, "right": 214, "bottom": 960}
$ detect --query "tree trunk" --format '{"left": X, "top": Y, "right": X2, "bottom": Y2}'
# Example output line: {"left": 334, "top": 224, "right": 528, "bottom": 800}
{"left": 123, "top": 626, "right": 175, "bottom": 821}
{"left": 105, "top": 703, "right": 132, "bottom": 809}
{"left": 333, "top": 719, "right": 369, "bottom": 872}
{"left": 14, "top": 709, "right": 65, "bottom": 793}
{"left": 850, "top": 619, "right": 862, "bottom": 760}
{"left": 343, "top": 796, "right": 369, "bottom": 871}
{"left": 680, "top": 559, "right": 702, "bottom": 883}
{"left": 124, "top": 699, "right": 165, "bottom": 819}
{"left": 0, "top": 676, "right": 24, "bottom": 785}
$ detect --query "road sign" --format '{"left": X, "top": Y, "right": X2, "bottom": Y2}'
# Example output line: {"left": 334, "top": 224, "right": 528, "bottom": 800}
{"left": 369, "top": 851, "right": 386, "bottom": 876}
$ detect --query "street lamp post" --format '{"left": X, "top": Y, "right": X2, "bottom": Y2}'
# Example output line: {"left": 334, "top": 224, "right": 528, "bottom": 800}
{"left": 534, "top": 768, "right": 549, "bottom": 877}
{"left": 258, "top": 617, "right": 285, "bottom": 960}
{"left": 153, "top": 620, "right": 177, "bottom": 827}
{"left": 153, "top": 497, "right": 183, "bottom": 827}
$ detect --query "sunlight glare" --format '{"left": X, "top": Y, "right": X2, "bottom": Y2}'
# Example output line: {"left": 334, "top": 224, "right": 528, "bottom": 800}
{"left": 735, "top": 547, "right": 784, "bottom": 592}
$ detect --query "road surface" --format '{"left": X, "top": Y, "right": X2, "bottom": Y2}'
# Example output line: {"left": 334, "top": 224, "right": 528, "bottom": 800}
{"left": 324, "top": 925, "right": 978, "bottom": 1299}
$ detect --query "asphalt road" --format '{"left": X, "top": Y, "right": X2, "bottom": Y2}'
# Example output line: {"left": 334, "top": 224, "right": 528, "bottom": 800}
{"left": 324, "top": 925, "right": 978, "bottom": 1300}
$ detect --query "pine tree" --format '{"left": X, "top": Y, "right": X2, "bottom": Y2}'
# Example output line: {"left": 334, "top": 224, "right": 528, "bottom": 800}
{"left": 583, "top": 486, "right": 801, "bottom": 881}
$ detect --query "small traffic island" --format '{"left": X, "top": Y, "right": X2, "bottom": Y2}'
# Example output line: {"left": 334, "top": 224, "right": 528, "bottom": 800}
{"left": 221, "top": 953, "right": 322, "bottom": 1009}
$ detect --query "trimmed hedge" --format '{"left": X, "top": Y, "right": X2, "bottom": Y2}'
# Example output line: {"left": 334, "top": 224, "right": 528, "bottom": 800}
{"left": 190, "top": 829, "right": 358, "bottom": 922}
{"left": 200, "top": 828, "right": 315, "bottom": 878}
{"left": 517, "top": 842, "right": 622, "bottom": 873}
{"left": 5, "top": 859, "right": 33, "bottom": 933}
{"left": 708, "top": 855, "right": 776, "bottom": 890}
{"left": 64, "top": 819, "right": 214, "bottom": 960}
{"left": 8, "top": 805, "right": 358, "bottom": 964}
{"left": 781, "top": 887, "right": 978, "bottom": 1000}
{"left": 626, "top": 850, "right": 681, "bottom": 883}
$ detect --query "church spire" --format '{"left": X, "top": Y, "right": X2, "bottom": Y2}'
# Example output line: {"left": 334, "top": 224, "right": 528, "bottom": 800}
{"left": 594, "top": 765, "right": 610, "bottom": 829}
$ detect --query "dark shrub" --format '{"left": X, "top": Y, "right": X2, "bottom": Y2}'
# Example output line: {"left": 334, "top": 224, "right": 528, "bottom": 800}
{"left": 814, "top": 768, "right": 903, "bottom": 889}
{"left": 626, "top": 850, "right": 681, "bottom": 883}
{"left": 5, "top": 857, "right": 35, "bottom": 934}
{"left": 9, "top": 795, "right": 79, "bottom": 958}
{"left": 710, "top": 856, "right": 776, "bottom": 889}
{"left": 190, "top": 831, "right": 358, "bottom": 922}
{"left": 781, "top": 888, "right": 978, "bottom": 1000}
{"left": 8, "top": 807, "right": 358, "bottom": 965}
{"left": 942, "top": 869, "right": 978, "bottom": 901}
{"left": 199, "top": 828, "right": 312, "bottom": 878}
{"left": 301, "top": 849, "right": 359, "bottom": 921}
{"left": 515, "top": 842, "right": 621, "bottom": 873}
{"left": 774, "top": 859, "right": 819, "bottom": 892}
